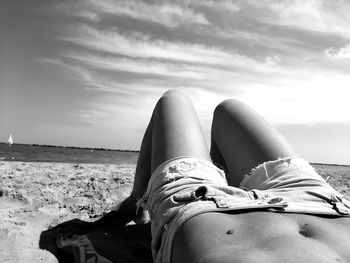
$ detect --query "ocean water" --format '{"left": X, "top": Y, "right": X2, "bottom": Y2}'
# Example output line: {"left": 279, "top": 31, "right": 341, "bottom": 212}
{"left": 0, "top": 143, "right": 139, "bottom": 164}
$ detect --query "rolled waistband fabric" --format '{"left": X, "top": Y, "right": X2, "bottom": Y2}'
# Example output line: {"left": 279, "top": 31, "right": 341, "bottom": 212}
{"left": 138, "top": 157, "right": 350, "bottom": 263}
{"left": 137, "top": 157, "right": 231, "bottom": 261}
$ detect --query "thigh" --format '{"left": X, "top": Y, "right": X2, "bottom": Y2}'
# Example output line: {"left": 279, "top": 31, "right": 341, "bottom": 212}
{"left": 151, "top": 90, "right": 211, "bottom": 172}
{"left": 211, "top": 99, "right": 297, "bottom": 186}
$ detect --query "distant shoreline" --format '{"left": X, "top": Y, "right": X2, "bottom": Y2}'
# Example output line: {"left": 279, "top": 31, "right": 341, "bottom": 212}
{"left": 0, "top": 142, "right": 139, "bottom": 164}
{"left": 0, "top": 142, "right": 349, "bottom": 166}
{"left": 0, "top": 142, "right": 139, "bottom": 153}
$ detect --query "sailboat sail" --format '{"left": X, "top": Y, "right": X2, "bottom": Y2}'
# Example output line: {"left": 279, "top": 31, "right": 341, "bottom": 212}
{"left": 8, "top": 134, "right": 13, "bottom": 145}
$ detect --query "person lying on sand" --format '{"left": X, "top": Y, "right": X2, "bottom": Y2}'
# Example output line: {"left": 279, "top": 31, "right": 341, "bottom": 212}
{"left": 56, "top": 90, "right": 350, "bottom": 263}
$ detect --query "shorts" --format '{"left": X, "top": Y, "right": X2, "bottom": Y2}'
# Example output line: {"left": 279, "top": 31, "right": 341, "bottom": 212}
{"left": 138, "top": 157, "right": 350, "bottom": 263}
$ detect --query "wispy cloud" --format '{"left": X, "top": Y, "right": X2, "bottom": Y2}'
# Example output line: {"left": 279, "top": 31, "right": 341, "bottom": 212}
{"left": 39, "top": 56, "right": 188, "bottom": 98}
{"left": 42, "top": 0, "right": 350, "bottom": 129}
{"left": 40, "top": 57, "right": 150, "bottom": 94}
{"left": 254, "top": 0, "right": 350, "bottom": 38}
{"left": 55, "top": 0, "right": 209, "bottom": 27}
{"left": 325, "top": 43, "right": 350, "bottom": 59}
{"left": 59, "top": 24, "right": 249, "bottom": 66}
{"left": 63, "top": 52, "right": 207, "bottom": 79}
{"left": 189, "top": 0, "right": 240, "bottom": 13}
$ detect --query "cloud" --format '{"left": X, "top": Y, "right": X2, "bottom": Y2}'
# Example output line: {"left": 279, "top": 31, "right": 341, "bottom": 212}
{"left": 238, "top": 72, "right": 350, "bottom": 125}
{"left": 189, "top": 0, "right": 240, "bottom": 13}
{"left": 38, "top": 57, "right": 95, "bottom": 83}
{"left": 63, "top": 52, "right": 207, "bottom": 80}
{"left": 44, "top": 36, "right": 350, "bottom": 127}
{"left": 254, "top": 0, "right": 350, "bottom": 38}
{"left": 60, "top": 24, "right": 242, "bottom": 66}
{"left": 44, "top": 0, "right": 350, "bottom": 129}
{"left": 325, "top": 43, "right": 350, "bottom": 59}
{"left": 38, "top": 57, "right": 135, "bottom": 94}
{"left": 55, "top": 0, "right": 209, "bottom": 27}
{"left": 59, "top": 24, "right": 293, "bottom": 81}
{"left": 38, "top": 57, "right": 176, "bottom": 95}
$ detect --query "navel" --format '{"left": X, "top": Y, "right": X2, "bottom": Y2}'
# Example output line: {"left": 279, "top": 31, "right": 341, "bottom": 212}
{"left": 299, "top": 223, "right": 312, "bottom": 238}
{"left": 226, "top": 229, "right": 234, "bottom": 235}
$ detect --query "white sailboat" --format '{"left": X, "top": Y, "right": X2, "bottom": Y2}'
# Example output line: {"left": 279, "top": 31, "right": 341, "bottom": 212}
{"left": 8, "top": 134, "right": 13, "bottom": 146}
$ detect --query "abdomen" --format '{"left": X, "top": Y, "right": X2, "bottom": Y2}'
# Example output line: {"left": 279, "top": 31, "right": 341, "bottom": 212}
{"left": 172, "top": 211, "right": 350, "bottom": 263}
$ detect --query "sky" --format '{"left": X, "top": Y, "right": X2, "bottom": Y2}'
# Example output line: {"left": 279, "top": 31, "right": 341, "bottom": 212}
{"left": 1, "top": 0, "right": 350, "bottom": 164}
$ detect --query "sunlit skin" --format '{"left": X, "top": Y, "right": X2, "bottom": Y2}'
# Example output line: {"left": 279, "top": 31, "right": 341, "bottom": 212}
{"left": 93, "top": 90, "right": 350, "bottom": 262}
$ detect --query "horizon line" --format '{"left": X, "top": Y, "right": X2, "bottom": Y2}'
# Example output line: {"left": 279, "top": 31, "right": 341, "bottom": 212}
{"left": 0, "top": 142, "right": 139, "bottom": 153}
{"left": 0, "top": 142, "right": 349, "bottom": 167}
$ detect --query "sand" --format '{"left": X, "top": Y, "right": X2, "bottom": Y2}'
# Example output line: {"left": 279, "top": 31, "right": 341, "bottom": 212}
{"left": 0, "top": 161, "right": 349, "bottom": 263}
{"left": 0, "top": 161, "right": 134, "bottom": 263}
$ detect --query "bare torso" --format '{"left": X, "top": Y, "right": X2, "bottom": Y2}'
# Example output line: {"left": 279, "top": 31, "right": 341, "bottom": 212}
{"left": 172, "top": 212, "right": 350, "bottom": 263}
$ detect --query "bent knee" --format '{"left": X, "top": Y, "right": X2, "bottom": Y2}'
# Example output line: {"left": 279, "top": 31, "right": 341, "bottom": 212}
{"left": 213, "top": 99, "right": 247, "bottom": 119}
{"left": 158, "top": 89, "right": 192, "bottom": 106}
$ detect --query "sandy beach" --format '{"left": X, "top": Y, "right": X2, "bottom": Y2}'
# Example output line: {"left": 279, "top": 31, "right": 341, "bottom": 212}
{"left": 0, "top": 160, "right": 349, "bottom": 263}
{"left": 0, "top": 161, "right": 135, "bottom": 263}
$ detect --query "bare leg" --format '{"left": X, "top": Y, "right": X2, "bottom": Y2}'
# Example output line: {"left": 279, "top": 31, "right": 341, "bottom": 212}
{"left": 210, "top": 99, "right": 297, "bottom": 187}
{"left": 98, "top": 90, "right": 211, "bottom": 225}
{"left": 133, "top": 89, "right": 210, "bottom": 196}
{"left": 150, "top": 90, "right": 211, "bottom": 171}
{"left": 52, "top": 90, "right": 208, "bottom": 263}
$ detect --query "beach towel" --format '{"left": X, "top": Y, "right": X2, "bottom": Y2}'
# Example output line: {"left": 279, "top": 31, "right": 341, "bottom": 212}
{"left": 52, "top": 222, "right": 152, "bottom": 263}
